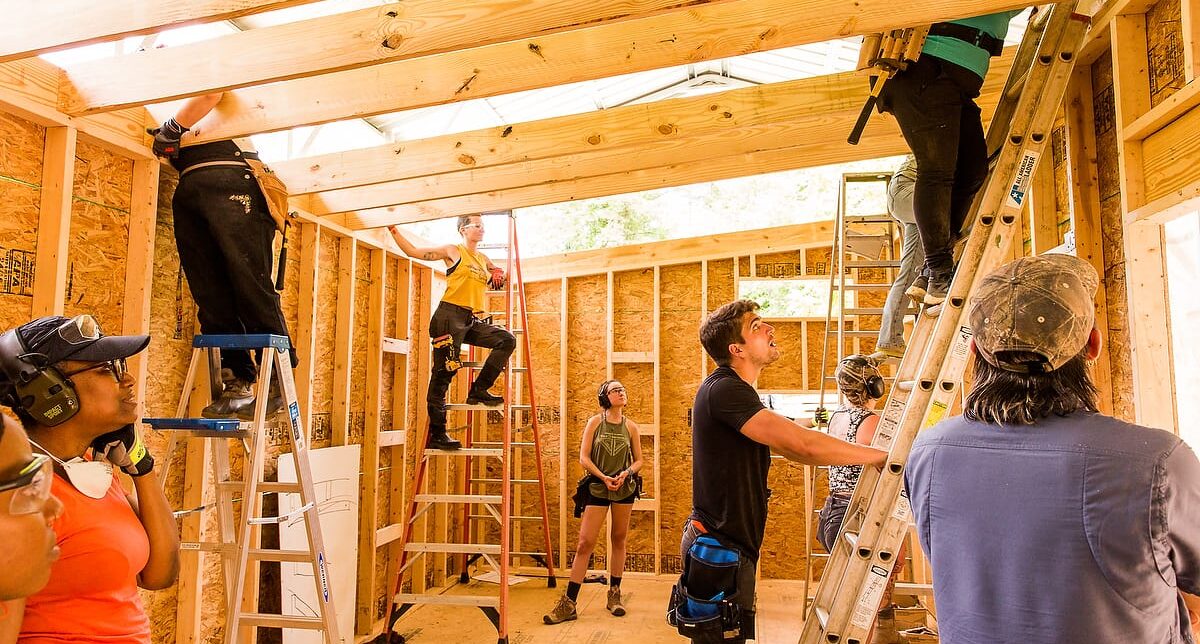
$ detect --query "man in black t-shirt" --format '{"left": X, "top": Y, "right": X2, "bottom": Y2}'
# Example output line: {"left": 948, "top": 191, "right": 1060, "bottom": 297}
{"left": 682, "top": 299, "right": 887, "bottom": 642}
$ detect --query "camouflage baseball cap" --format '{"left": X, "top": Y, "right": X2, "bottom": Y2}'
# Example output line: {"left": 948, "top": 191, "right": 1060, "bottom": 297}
{"left": 835, "top": 354, "right": 881, "bottom": 392}
{"left": 969, "top": 253, "right": 1098, "bottom": 373}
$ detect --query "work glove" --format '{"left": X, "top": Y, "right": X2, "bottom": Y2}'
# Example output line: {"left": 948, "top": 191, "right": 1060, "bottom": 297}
{"left": 488, "top": 267, "right": 506, "bottom": 290}
{"left": 91, "top": 424, "right": 155, "bottom": 477}
{"left": 145, "top": 117, "right": 189, "bottom": 159}
{"left": 813, "top": 408, "right": 830, "bottom": 425}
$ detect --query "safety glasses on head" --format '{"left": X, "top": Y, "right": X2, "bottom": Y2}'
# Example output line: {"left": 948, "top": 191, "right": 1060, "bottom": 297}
{"left": 61, "top": 358, "right": 127, "bottom": 383}
{"left": 0, "top": 452, "right": 53, "bottom": 515}
{"left": 53, "top": 315, "right": 102, "bottom": 348}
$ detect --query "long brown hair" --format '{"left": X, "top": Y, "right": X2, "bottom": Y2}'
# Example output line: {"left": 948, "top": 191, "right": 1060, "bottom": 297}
{"left": 964, "top": 349, "right": 1099, "bottom": 424}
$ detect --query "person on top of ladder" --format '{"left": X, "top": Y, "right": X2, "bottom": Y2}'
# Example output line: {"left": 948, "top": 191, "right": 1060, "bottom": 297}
{"left": 876, "top": 10, "right": 1023, "bottom": 306}
{"left": 905, "top": 254, "right": 1200, "bottom": 644}
{"left": 874, "top": 156, "right": 922, "bottom": 360}
{"left": 0, "top": 315, "right": 179, "bottom": 643}
{"left": 544, "top": 379, "right": 644, "bottom": 625}
{"left": 812, "top": 355, "right": 904, "bottom": 644}
{"left": 669, "top": 300, "right": 887, "bottom": 643}
{"left": 388, "top": 216, "right": 516, "bottom": 451}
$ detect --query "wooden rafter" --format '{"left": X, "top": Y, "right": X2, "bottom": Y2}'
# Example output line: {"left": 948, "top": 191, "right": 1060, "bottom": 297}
{"left": 149, "top": 0, "right": 1027, "bottom": 143}
{"left": 59, "top": 0, "right": 743, "bottom": 115}
{"left": 0, "top": 1, "right": 324, "bottom": 63}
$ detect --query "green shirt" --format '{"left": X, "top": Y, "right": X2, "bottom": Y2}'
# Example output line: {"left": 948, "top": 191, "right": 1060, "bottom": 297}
{"left": 922, "top": 10, "right": 1022, "bottom": 79}
{"left": 587, "top": 416, "right": 636, "bottom": 500}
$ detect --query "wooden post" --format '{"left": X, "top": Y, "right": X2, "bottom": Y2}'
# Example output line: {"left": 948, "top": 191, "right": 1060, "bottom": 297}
{"left": 294, "top": 223, "right": 321, "bottom": 436}
{"left": 122, "top": 158, "right": 158, "bottom": 402}
{"left": 356, "top": 248, "right": 386, "bottom": 635}
{"left": 332, "top": 235, "right": 357, "bottom": 445}
{"left": 558, "top": 276, "right": 568, "bottom": 572}
{"left": 32, "top": 126, "right": 77, "bottom": 316}
{"left": 1029, "top": 154, "right": 1060, "bottom": 254}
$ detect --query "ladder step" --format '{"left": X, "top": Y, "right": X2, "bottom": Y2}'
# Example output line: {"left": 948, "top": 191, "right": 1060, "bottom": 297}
{"left": 472, "top": 441, "right": 535, "bottom": 448}
{"left": 470, "top": 478, "right": 540, "bottom": 485}
{"left": 248, "top": 548, "right": 312, "bottom": 563}
{"left": 424, "top": 447, "right": 503, "bottom": 458}
{"left": 894, "top": 582, "right": 935, "bottom": 598}
{"left": 445, "top": 403, "right": 532, "bottom": 411}
{"left": 393, "top": 593, "right": 500, "bottom": 608}
{"left": 414, "top": 494, "right": 501, "bottom": 504}
{"left": 844, "top": 260, "right": 901, "bottom": 268}
{"left": 248, "top": 502, "right": 314, "bottom": 525}
{"left": 143, "top": 418, "right": 249, "bottom": 437}
{"left": 192, "top": 333, "right": 291, "bottom": 351}
{"left": 238, "top": 613, "right": 324, "bottom": 629}
{"left": 461, "top": 362, "right": 528, "bottom": 371}
{"left": 217, "top": 481, "right": 302, "bottom": 494}
{"left": 815, "top": 605, "right": 830, "bottom": 629}
{"left": 511, "top": 550, "right": 549, "bottom": 557}
{"left": 405, "top": 542, "right": 502, "bottom": 555}
{"left": 470, "top": 514, "right": 543, "bottom": 521}
{"left": 842, "top": 531, "right": 859, "bottom": 549}
{"left": 843, "top": 214, "right": 895, "bottom": 223}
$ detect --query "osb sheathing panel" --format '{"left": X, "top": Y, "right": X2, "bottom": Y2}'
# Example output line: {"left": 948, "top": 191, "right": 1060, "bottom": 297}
{"left": 524, "top": 279, "right": 564, "bottom": 554}
{"left": 0, "top": 112, "right": 43, "bottom": 330}
{"left": 658, "top": 264, "right": 704, "bottom": 572}
{"left": 806, "top": 322, "right": 829, "bottom": 390}
{"left": 1052, "top": 120, "right": 1072, "bottom": 244}
{"left": 611, "top": 363, "right": 655, "bottom": 563}
{"left": 805, "top": 246, "right": 835, "bottom": 276}
{"left": 706, "top": 259, "right": 735, "bottom": 309}
{"left": 311, "top": 233, "right": 341, "bottom": 448}
{"left": 759, "top": 321, "right": 805, "bottom": 390}
{"left": 761, "top": 460, "right": 810, "bottom": 578}
{"left": 63, "top": 142, "right": 132, "bottom": 328}
{"left": 566, "top": 274, "right": 608, "bottom": 560}
{"left": 1146, "top": 0, "right": 1184, "bottom": 107}
{"left": 738, "top": 256, "right": 751, "bottom": 277}
{"left": 754, "top": 250, "right": 805, "bottom": 279}
{"left": 1092, "top": 53, "right": 1136, "bottom": 420}
{"left": 613, "top": 268, "right": 654, "bottom": 354}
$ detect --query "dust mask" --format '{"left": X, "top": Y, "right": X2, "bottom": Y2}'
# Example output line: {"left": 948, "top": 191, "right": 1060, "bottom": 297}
{"left": 28, "top": 438, "right": 113, "bottom": 499}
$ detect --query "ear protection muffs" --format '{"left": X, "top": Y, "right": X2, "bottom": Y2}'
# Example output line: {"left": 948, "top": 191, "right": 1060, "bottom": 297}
{"left": 838, "top": 355, "right": 885, "bottom": 399}
{"left": 0, "top": 329, "right": 80, "bottom": 427}
{"left": 597, "top": 380, "right": 617, "bottom": 409}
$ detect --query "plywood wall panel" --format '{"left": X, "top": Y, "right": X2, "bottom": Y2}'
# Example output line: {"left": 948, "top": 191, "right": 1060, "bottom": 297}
{"left": 1146, "top": 0, "right": 1185, "bottom": 106}
{"left": 0, "top": 111, "right": 44, "bottom": 330}
{"left": 759, "top": 321, "right": 805, "bottom": 390}
{"left": 565, "top": 274, "right": 607, "bottom": 559}
{"left": 64, "top": 142, "right": 133, "bottom": 328}
{"left": 612, "top": 268, "right": 654, "bottom": 354}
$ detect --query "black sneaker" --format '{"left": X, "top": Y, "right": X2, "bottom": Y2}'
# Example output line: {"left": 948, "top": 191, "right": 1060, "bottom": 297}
{"left": 427, "top": 432, "right": 462, "bottom": 451}
{"left": 465, "top": 390, "right": 504, "bottom": 406}
{"left": 924, "top": 269, "right": 952, "bottom": 305}
{"left": 905, "top": 274, "right": 929, "bottom": 304}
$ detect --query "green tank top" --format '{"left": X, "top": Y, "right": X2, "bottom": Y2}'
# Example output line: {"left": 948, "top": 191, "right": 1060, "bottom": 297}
{"left": 587, "top": 416, "right": 636, "bottom": 500}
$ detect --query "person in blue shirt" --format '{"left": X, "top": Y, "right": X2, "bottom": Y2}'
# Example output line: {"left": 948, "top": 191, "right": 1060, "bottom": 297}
{"left": 877, "top": 11, "right": 1023, "bottom": 305}
{"left": 905, "top": 254, "right": 1200, "bottom": 644}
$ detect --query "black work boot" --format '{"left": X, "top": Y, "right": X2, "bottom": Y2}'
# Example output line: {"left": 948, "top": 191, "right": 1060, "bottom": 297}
{"left": 237, "top": 374, "right": 285, "bottom": 421}
{"left": 465, "top": 388, "right": 504, "bottom": 407}
{"left": 924, "top": 266, "right": 954, "bottom": 306}
{"left": 427, "top": 429, "right": 461, "bottom": 451}
{"left": 202, "top": 368, "right": 256, "bottom": 419}
{"left": 904, "top": 273, "right": 929, "bottom": 305}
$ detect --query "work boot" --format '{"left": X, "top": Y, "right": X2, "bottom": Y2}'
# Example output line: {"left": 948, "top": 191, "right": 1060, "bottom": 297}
{"left": 427, "top": 429, "right": 461, "bottom": 451}
{"left": 202, "top": 369, "right": 255, "bottom": 419}
{"left": 873, "top": 606, "right": 902, "bottom": 644}
{"left": 871, "top": 344, "right": 906, "bottom": 361}
{"left": 923, "top": 267, "right": 953, "bottom": 306}
{"left": 904, "top": 273, "right": 929, "bottom": 305}
{"left": 465, "top": 388, "right": 504, "bottom": 407}
{"left": 606, "top": 585, "right": 626, "bottom": 617}
{"left": 543, "top": 594, "right": 577, "bottom": 625}
{"left": 236, "top": 375, "right": 285, "bottom": 421}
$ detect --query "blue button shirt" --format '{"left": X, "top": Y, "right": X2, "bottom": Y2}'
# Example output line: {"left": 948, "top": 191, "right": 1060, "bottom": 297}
{"left": 905, "top": 412, "right": 1200, "bottom": 644}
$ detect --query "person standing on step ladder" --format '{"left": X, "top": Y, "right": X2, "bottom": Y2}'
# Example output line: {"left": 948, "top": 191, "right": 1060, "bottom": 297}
{"left": 388, "top": 215, "right": 515, "bottom": 451}
{"left": 544, "top": 379, "right": 644, "bottom": 625}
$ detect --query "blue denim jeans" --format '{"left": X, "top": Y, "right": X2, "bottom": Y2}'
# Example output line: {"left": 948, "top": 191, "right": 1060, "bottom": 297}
{"left": 877, "top": 221, "right": 924, "bottom": 349}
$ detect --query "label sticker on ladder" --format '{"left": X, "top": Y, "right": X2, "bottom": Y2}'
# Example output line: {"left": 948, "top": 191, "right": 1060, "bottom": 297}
{"left": 1006, "top": 150, "right": 1040, "bottom": 209}
{"left": 923, "top": 401, "right": 949, "bottom": 429}
{"left": 318, "top": 552, "right": 330, "bottom": 603}
{"left": 850, "top": 565, "right": 892, "bottom": 630}
{"left": 950, "top": 325, "right": 972, "bottom": 363}
{"left": 289, "top": 401, "right": 304, "bottom": 450}
{"left": 873, "top": 398, "right": 905, "bottom": 450}
{"left": 891, "top": 488, "right": 912, "bottom": 524}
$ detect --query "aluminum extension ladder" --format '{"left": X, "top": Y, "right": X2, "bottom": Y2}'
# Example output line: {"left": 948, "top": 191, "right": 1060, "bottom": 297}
{"left": 378, "top": 210, "right": 557, "bottom": 644}
{"left": 799, "top": 4, "right": 1090, "bottom": 643}
{"left": 149, "top": 334, "right": 342, "bottom": 644}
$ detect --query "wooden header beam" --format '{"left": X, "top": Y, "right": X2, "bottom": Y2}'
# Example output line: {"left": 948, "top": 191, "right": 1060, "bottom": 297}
{"left": 0, "top": 1, "right": 323, "bottom": 63}
{"left": 151, "top": 0, "right": 1027, "bottom": 143}
{"left": 59, "top": 0, "right": 742, "bottom": 115}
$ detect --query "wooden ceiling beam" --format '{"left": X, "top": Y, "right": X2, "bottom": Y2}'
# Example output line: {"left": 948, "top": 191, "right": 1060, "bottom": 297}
{"left": 149, "top": 0, "right": 1027, "bottom": 143}
{"left": 58, "top": 0, "right": 743, "bottom": 115}
{"left": 0, "top": 1, "right": 323, "bottom": 63}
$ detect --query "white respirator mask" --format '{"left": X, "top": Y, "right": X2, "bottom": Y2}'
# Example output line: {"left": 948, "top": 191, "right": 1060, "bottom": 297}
{"left": 28, "top": 438, "right": 113, "bottom": 499}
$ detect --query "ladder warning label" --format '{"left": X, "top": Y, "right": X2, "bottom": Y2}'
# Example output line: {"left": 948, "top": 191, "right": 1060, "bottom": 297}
{"left": 892, "top": 489, "right": 912, "bottom": 524}
{"left": 851, "top": 565, "right": 892, "bottom": 630}
{"left": 951, "top": 325, "right": 973, "bottom": 362}
{"left": 923, "top": 401, "right": 949, "bottom": 428}
{"left": 1006, "top": 150, "right": 1040, "bottom": 209}
{"left": 874, "top": 398, "right": 905, "bottom": 450}
{"left": 289, "top": 402, "right": 304, "bottom": 450}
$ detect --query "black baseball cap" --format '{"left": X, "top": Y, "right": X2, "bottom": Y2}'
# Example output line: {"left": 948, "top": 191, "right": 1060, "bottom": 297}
{"left": 12, "top": 315, "right": 149, "bottom": 366}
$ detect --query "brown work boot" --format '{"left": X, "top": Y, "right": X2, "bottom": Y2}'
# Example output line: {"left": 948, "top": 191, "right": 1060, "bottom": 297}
{"left": 202, "top": 369, "right": 255, "bottom": 419}
{"left": 606, "top": 585, "right": 626, "bottom": 616}
{"left": 543, "top": 594, "right": 577, "bottom": 625}
{"left": 873, "top": 606, "right": 902, "bottom": 643}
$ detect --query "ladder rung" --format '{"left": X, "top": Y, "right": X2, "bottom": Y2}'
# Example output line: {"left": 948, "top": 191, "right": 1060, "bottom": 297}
{"left": 894, "top": 582, "right": 935, "bottom": 598}
{"left": 248, "top": 548, "right": 312, "bottom": 563}
{"left": 843, "top": 214, "right": 895, "bottom": 223}
{"left": 461, "top": 362, "right": 528, "bottom": 372}
{"left": 815, "top": 606, "right": 830, "bottom": 629}
{"left": 472, "top": 441, "right": 535, "bottom": 448}
{"left": 405, "top": 542, "right": 501, "bottom": 555}
{"left": 217, "top": 481, "right": 302, "bottom": 494}
{"left": 510, "top": 550, "right": 549, "bottom": 557}
{"left": 842, "top": 173, "right": 891, "bottom": 182}
{"left": 470, "top": 514, "right": 543, "bottom": 521}
{"left": 393, "top": 593, "right": 499, "bottom": 607}
{"left": 143, "top": 418, "right": 249, "bottom": 437}
{"left": 842, "top": 531, "right": 859, "bottom": 549}
{"left": 445, "top": 403, "right": 532, "bottom": 411}
{"left": 415, "top": 494, "right": 501, "bottom": 504}
{"left": 192, "top": 334, "right": 291, "bottom": 351}
{"left": 238, "top": 613, "right": 324, "bottom": 629}
{"left": 248, "top": 502, "right": 314, "bottom": 525}
{"left": 469, "top": 478, "right": 540, "bottom": 485}
{"left": 844, "top": 260, "right": 901, "bottom": 268}
{"left": 424, "top": 447, "right": 503, "bottom": 458}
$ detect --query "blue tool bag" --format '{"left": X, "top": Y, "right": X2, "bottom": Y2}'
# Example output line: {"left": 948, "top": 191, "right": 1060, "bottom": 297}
{"left": 667, "top": 534, "right": 748, "bottom": 642}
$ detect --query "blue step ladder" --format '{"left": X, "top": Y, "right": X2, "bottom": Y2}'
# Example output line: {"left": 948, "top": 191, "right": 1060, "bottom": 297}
{"left": 147, "top": 334, "right": 342, "bottom": 644}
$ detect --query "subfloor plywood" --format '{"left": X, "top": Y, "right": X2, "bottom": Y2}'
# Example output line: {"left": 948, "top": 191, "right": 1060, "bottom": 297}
{"left": 388, "top": 576, "right": 809, "bottom": 643}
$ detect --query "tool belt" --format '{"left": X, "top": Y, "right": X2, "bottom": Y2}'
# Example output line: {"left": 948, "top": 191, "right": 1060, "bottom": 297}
{"left": 667, "top": 522, "right": 751, "bottom": 642}
{"left": 179, "top": 152, "right": 290, "bottom": 233}
{"left": 928, "top": 22, "right": 1004, "bottom": 56}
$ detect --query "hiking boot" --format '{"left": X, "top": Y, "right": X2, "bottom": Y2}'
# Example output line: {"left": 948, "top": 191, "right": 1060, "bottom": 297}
{"left": 871, "top": 343, "right": 906, "bottom": 361}
{"left": 236, "top": 376, "right": 285, "bottom": 421}
{"left": 202, "top": 369, "right": 255, "bottom": 419}
{"left": 465, "top": 389, "right": 504, "bottom": 407}
{"left": 606, "top": 586, "right": 626, "bottom": 616}
{"left": 904, "top": 274, "right": 928, "bottom": 305}
{"left": 873, "top": 606, "right": 902, "bottom": 644}
{"left": 543, "top": 594, "right": 577, "bottom": 625}
{"left": 923, "top": 268, "right": 953, "bottom": 306}
{"left": 427, "top": 431, "right": 462, "bottom": 451}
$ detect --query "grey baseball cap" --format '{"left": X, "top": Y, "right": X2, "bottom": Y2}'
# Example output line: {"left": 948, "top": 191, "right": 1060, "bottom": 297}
{"left": 969, "top": 253, "right": 1098, "bottom": 373}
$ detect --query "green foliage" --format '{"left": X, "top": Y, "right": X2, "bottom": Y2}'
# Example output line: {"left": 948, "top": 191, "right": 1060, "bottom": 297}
{"left": 739, "top": 279, "right": 840, "bottom": 318}
{"left": 562, "top": 201, "right": 668, "bottom": 251}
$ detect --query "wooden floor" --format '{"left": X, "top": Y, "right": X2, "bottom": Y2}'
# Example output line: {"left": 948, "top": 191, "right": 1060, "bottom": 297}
{"left": 390, "top": 576, "right": 809, "bottom": 643}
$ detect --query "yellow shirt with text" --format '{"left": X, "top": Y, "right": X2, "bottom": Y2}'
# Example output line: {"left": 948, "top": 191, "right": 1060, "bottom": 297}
{"left": 441, "top": 244, "right": 490, "bottom": 314}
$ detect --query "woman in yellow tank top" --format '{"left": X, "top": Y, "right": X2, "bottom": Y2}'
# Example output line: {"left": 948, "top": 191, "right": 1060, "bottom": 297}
{"left": 387, "top": 215, "right": 516, "bottom": 450}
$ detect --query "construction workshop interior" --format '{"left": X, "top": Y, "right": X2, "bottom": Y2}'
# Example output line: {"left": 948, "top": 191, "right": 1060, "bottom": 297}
{"left": 0, "top": 1, "right": 1198, "bottom": 643}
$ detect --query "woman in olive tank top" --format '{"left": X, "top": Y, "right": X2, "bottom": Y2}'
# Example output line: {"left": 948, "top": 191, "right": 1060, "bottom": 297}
{"left": 543, "top": 380, "right": 644, "bottom": 625}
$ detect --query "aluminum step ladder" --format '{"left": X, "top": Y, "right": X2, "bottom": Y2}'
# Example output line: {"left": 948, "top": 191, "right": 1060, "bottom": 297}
{"left": 799, "top": 4, "right": 1091, "bottom": 642}
{"left": 148, "top": 334, "right": 342, "bottom": 644}
{"left": 378, "top": 210, "right": 557, "bottom": 644}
